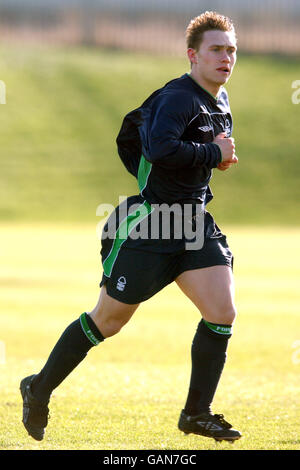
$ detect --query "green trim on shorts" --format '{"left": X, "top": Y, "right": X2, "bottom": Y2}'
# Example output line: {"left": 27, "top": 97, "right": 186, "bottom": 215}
{"left": 102, "top": 200, "right": 154, "bottom": 278}
{"left": 203, "top": 319, "right": 232, "bottom": 335}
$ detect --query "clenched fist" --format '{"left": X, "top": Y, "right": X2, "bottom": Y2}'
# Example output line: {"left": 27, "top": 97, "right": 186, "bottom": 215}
{"left": 213, "top": 132, "right": 238, "bottom": 170}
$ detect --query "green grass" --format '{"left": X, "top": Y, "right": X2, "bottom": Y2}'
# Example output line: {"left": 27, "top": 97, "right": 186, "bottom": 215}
{"left": 0, "top": 224, "right": 300, "bottom": 450}
{"left": 0, "top": 45, "right": 299, "bottom": 225}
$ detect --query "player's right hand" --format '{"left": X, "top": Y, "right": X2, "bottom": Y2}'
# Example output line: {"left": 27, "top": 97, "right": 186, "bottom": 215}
{"left": 213, "top": 132, "right": 238, "bottom": 163}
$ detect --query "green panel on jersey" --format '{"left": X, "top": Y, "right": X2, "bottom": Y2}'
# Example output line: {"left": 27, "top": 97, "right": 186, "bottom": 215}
{"left": 138, "top": 155, "right": 152, "bottom": 193}
{"left": 103, "top": 200, "right": 153, "bottom": 277}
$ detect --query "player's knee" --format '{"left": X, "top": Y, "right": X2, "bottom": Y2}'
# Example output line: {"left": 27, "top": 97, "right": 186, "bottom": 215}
{"left": 220, "top": 305, "right": 237, "bottom": 325}
{"left": 203, "top": 304, "right": 237, "bottom": 326}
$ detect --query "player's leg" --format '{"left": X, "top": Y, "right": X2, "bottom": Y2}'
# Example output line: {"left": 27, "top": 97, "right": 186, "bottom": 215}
{"left": 176, "top": 265, "right": 241, "bottom": 441}
{"left": 176, "top": 265, "right": 236, "bottom": 416}
{"left": 31, "top": 285, "right": 139, "bottom": 401}
{"left": 88, "top": 284, "right": 139, "bottom": 338}
{"left": 20, "top": 287, "right": 139, "bottom": 441}
{"left": 176, "top": 264, "right": 236, "bottom": 325}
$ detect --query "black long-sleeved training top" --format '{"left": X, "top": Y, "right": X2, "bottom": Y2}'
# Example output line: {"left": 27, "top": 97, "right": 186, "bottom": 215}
{"left": 117, "top": 73, "right": 233, "bottom": 206}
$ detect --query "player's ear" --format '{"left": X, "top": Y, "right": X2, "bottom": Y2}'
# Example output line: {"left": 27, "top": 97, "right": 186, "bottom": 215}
{"left": 187, "top": 48, "right": 198, "bottom": 65}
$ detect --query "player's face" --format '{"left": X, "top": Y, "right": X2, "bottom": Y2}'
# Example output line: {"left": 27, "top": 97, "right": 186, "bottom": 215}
{"left": 188, "top": 29, "right": 237, "bottom": 96}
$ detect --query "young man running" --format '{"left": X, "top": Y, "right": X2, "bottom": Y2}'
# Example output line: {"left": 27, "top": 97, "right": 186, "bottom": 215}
{"left": 20, "top": 11, "right": 242, "bottom": 443}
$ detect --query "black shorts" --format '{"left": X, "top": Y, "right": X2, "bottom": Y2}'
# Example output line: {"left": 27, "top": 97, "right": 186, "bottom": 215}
{"left": 99, "top": 196, "right": 233, "bottom": 304}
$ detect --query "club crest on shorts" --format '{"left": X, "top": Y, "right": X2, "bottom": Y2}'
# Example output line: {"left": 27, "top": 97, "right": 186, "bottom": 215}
{"left": 116, "top": 276, "right": 127, "bottom": 291}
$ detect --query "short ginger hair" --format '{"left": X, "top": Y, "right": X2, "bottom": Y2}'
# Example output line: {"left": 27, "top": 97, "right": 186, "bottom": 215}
{"left": 186, "top": 11, "right": 236, "bottom": 51}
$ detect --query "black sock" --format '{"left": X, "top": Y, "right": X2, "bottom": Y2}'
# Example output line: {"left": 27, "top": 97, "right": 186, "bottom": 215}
{"left": 184, "top": 319, "right": 232, "bottom": 416}
{"left": 31, "top": 313, "right": 104, "bottom": 403}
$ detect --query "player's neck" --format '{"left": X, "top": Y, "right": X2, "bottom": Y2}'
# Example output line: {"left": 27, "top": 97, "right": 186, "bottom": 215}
{"left": 189, "top": 71, "right": 220, "bottom": 99}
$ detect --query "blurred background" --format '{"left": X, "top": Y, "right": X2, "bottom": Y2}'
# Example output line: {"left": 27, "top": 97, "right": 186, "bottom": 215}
{"left": 0, "top": 0, "right": 299, "bottom": 225}
{"left": 1, "top": 0, "right": 300, "bottom": 54}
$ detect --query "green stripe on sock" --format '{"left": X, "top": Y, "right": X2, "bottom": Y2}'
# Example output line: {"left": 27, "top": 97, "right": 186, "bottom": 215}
{"left": 80, "top": 313, "right": 101, "bottom": 346}
{"left": 203, "top": 319, "right": 232, "bottom": 335}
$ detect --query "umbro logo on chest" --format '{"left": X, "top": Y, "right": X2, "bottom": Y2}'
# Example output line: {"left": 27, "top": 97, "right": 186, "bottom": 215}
{"left": 198, "top": 125, "right": 213, "bottom": 132}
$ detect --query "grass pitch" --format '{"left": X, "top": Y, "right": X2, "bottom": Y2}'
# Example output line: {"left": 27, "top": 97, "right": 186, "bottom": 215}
{"left": 0, "top": 224, "right": 299, "bottom": 450}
